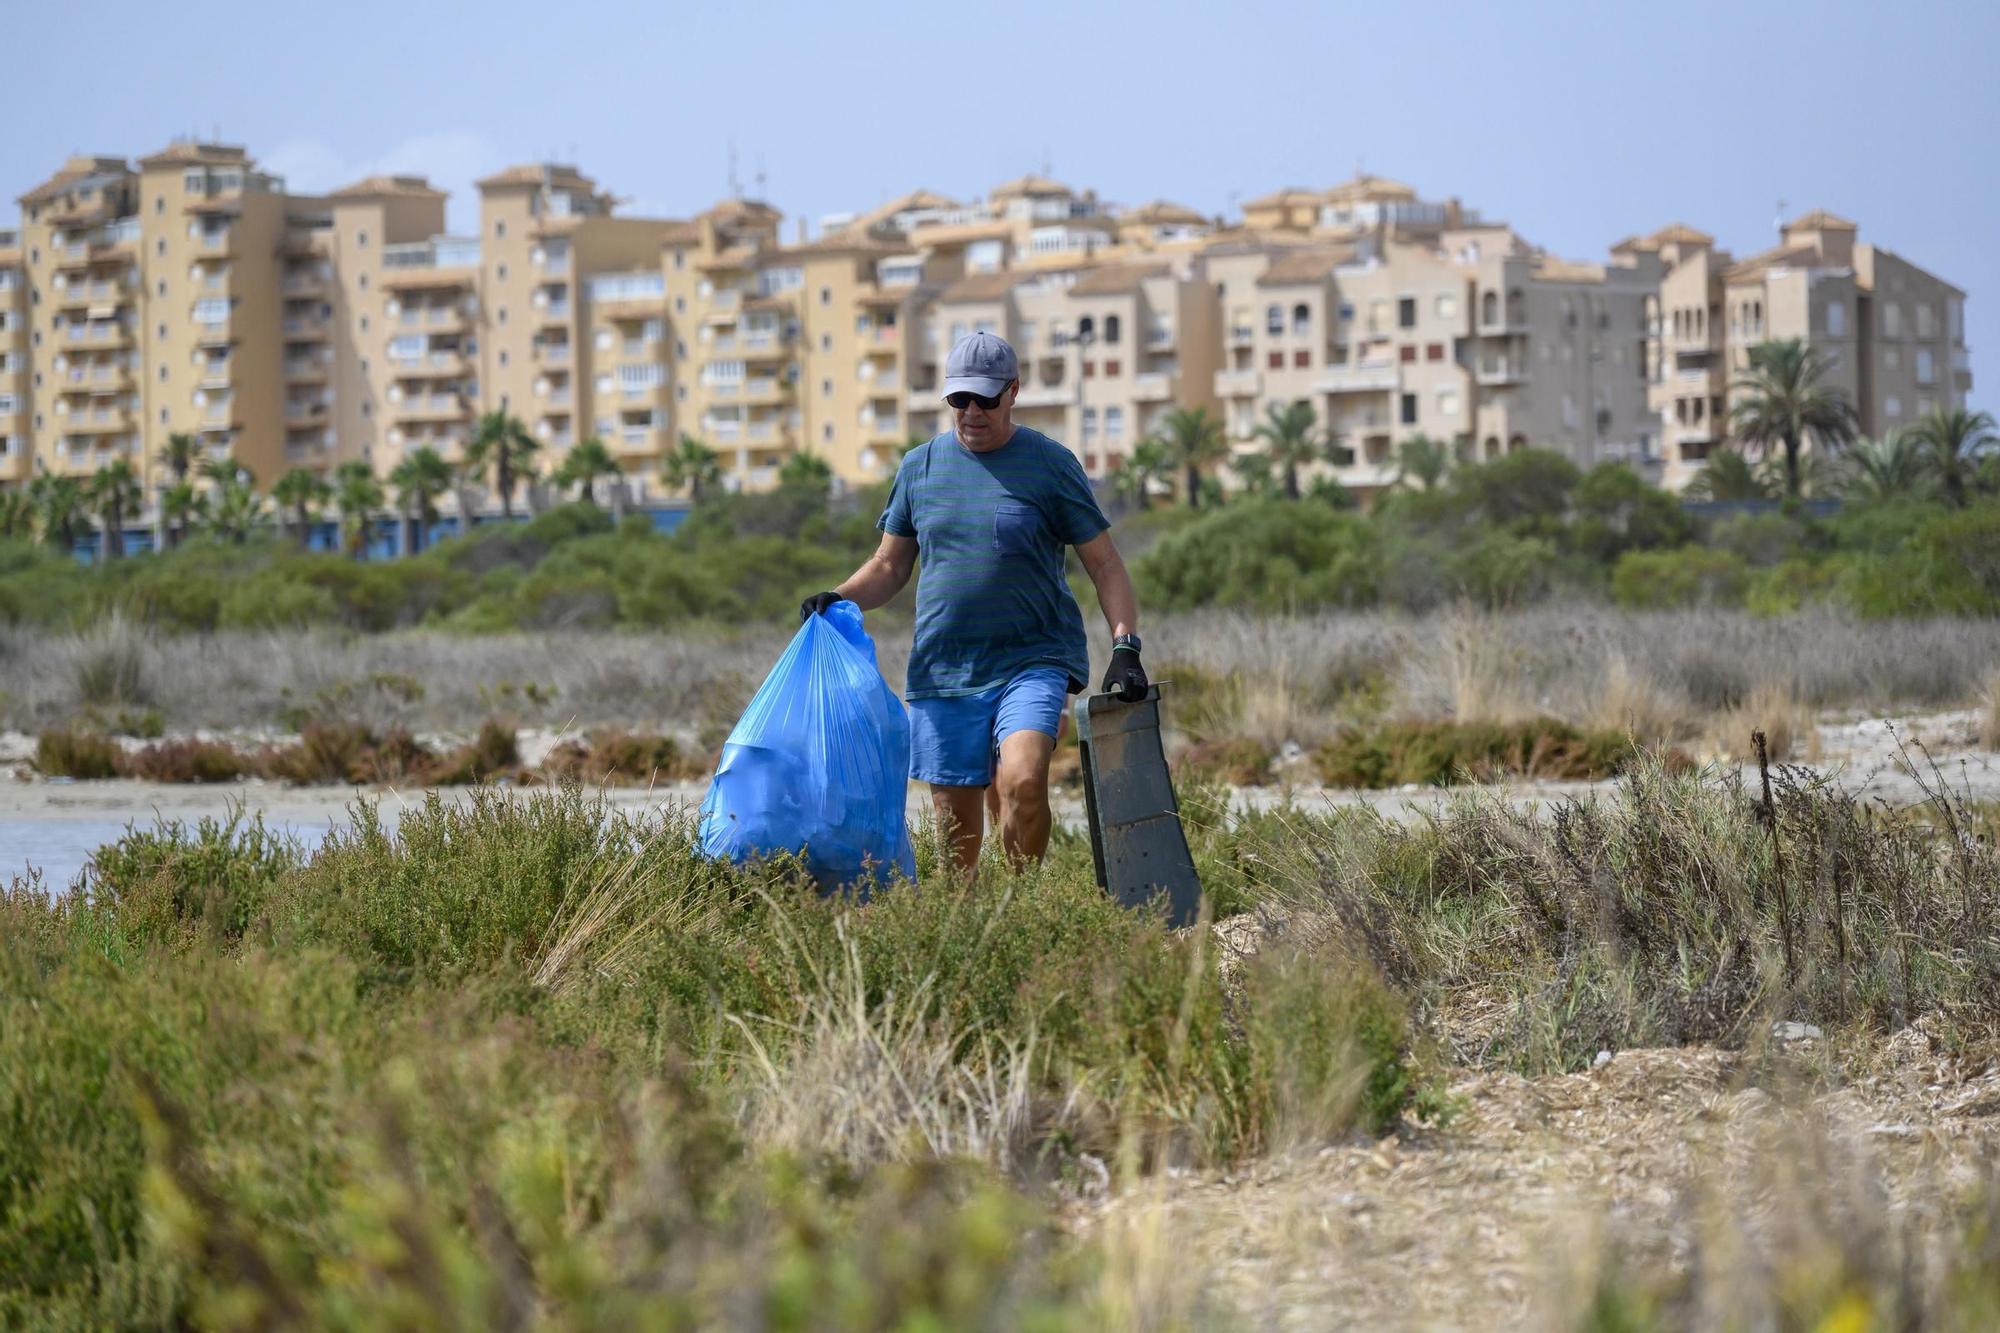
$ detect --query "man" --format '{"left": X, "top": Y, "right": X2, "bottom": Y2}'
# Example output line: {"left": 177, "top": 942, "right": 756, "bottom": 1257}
{"left": 801, "top": 330, "right": 1146, "bottom": 875}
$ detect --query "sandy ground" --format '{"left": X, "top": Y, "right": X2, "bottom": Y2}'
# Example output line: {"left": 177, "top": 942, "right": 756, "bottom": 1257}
{"left": 1069, "top": 1023, "right": 2000, "bottom": 1329}
{"left": 3, "top": 707, "right": 1993, "bottom": 832}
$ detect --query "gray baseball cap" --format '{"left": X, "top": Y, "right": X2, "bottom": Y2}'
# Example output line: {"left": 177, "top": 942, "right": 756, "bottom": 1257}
{"left": 941, "top": 330, "right": 1018, "bottom": 399}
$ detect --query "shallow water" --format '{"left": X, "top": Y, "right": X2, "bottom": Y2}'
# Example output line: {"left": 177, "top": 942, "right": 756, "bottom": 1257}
{"left": 5, "top": 818, "right": 335, "bottom": 893}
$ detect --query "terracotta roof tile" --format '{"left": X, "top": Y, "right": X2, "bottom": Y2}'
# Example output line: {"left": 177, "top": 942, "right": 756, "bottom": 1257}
{"left": 937, "top": 271, "right": 1023, "bottom": 303}
{"left": 1068, "top": 262, "right": 1172, "bottom": 296}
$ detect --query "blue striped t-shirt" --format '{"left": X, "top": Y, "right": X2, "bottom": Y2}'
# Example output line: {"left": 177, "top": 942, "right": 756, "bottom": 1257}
{"left": 880, "top": 426, "right": 1109, "bottom": 699}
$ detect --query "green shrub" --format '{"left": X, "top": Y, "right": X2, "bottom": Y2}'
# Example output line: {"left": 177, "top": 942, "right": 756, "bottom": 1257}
{"left": 35, "top": 727, "right": 120, "bottom": 779}
{"left": 1135, "top": 499, "right": 1381, "bottom": 611}
{"left": 540, "top": 729, "right": 708, "bottom": 785}
{"left": 1173, "top": 736, "right": 1275, "bottom": 786}
{"left": 1314, "top": 718, "right": 1635, "bottom": 788}
{"left": 422, "top": 721, "right": 521, "bottom": 786}
{"left": 257, "top": 722, "right": 431, "bottom": 785}
{"left": 1610, "top": 546, "right": 1749, "bottom": 609}
{"left": 85, "top": 810, "right": 303, "bottom": 945}
{"left": 1244, "top": 945, "right": 1410, "bottom": 1141}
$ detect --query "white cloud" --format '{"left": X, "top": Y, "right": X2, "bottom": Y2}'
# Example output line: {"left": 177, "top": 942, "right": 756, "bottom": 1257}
{"left": 261, "top": 130, "right": 508, "bottom": 233}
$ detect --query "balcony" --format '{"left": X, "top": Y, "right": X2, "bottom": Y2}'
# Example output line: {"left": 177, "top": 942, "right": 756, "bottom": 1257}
{"left": 708, "top": 289, "right": 742, "bottom": 314}
{"left": 1214, "top": 368, "right": 1262, "bottom": 398}
{"left": 284, "top": 358, "right": 329, "bottom": 383}
{"left": 617, "top": 424, "right": 664, "bottom": 451}
{"left": 538, "top": 299, "right": 572, "bottom": 325}
{"left": 862, "top": 325, "right": 900, "bottom": 352}
{"left": 381, "top": 239, "right": 480, "bottom": 287}
{"left": 863, "top": 367, "right": 901, "bottom": 392}
{"left": 394, "top": 394, "right": 467, "bottom": 422}
{"left": 399, "top": 349, "right": 468, "bottom": 378}
{"left": 537, "top": 341, "right": 572, "bottom": 365}
{"left": 65, "top": 322, "right": 132, "bottom": 347}
{"left": 194, "top": 320, "right": 234, "bottom": 346}
{"left": 1132, "top": 372, "right": 1172, "bottom": 402}
{"left": 743, "top": 377, "right": 788, "bottom": 404}
{"left": 707, "top": 420, "right": 743, "bottom": 441}
{"left": 1226, "top": 325, "right": 1255, "bottom": 347}
{"left": 198, "top": 364, "right": 234, "bottom": 390}
{"left": 196, "top": 229, "right": 233, "bottom": 254}
{"left": 867, "top": 418, "right": 905, "bottom": 442}
{"left": 283, "top": 315, "right": 329, "bottom": 341}
{"left": 284, "top": 398, "right": 332, "bottom": 422}
{"left": 745, "top": 420, "right": 777, "bottom": 443}
{"left": 63, "top": 405, "right": 133, "bottom": 434}
{"left": 1145, "top": 325, "right": 1174, "bottom": 349}
{"left": 1314, "top": 362, "right": 1399, "bottom": 394}
{"left": 281, "top": 269, "right": 328, "bottom": 297}
{"left": 1474, "top": 360, "right": 1525, "bottom": 386}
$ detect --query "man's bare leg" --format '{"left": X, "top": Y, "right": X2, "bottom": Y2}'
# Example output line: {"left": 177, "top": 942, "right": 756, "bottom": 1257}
{"left": 930, "top": 784, "right": 987, "bottom": 878}
{"left": 994, "top": 729, "right": 1057, "bottom": 869}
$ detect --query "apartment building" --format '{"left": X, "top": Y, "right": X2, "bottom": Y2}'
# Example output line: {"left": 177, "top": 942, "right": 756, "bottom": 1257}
{"left": 1, "top": 148, "right": 1974, "bottom": 515}
{"left": 1627, "top": 211, "right": 1972, "bottom": 491}
{"left": 0, "top": 228, "right": 26, "bottom": 485}
{"left": 1203, "top": 224, "right": 1658, "bottom": 497}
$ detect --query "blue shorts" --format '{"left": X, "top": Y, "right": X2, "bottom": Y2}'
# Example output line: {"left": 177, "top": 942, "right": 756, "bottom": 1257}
{"left": 909, "top": 668, "right": 1071, "bottom": 787}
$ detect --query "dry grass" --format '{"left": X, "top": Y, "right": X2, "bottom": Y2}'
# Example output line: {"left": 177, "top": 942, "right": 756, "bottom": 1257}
{"left": 1703, "top": 679, "right": 1820, "bottom": 763}
{"left": 1582, "top": 652, "right": 1696, "bottom": 744}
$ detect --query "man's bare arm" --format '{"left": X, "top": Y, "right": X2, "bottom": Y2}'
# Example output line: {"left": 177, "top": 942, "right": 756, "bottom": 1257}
{"left": 833, "top": 532, "right": 919, "bottom": 612}
{"left": 1074, "top": 530, "right": 1137, "bottom": 639}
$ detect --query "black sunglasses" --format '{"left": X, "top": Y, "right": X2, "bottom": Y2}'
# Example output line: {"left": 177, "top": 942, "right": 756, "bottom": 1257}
{"left": 945, "top": 387, "right": 1008, "bottom": 411}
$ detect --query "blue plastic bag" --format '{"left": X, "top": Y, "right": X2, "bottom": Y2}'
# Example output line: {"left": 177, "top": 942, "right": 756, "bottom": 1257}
{"left": 697, "top": 600, "right": 915, "bottom": 891}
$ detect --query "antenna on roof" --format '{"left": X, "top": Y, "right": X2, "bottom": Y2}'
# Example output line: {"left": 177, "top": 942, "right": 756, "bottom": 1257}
{"left": 1041, "top": 147, "right": 1051, "bottom": 178}
{"left": 1774, "top": 198, "right": 1787, "bottom": 237}
{"left": 727, "top": 137, "right": 742, "bottom": 198}
{"left": 754, "top": 154, "right": 766, "bottom": 199}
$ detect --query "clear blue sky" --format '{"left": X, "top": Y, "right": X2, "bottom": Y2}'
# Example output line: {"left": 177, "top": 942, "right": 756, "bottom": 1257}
{"left": 7, "top": 0, "right": 1991, "bottom": 414}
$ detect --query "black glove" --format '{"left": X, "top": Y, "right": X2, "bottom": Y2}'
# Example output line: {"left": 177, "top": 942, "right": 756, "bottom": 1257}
{"left": 799, "top": 590, "right": 842, "bottom": 623}
{"left": 1102, "top": 643, "right": 1148, "bottom": 703}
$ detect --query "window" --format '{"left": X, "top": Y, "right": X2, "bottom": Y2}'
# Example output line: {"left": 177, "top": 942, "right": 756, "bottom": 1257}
{"left": 820, "top": 333, "right": 832, "bottom": 352}
{"left": 497, "top": 309, "right": 506, "bottom": 325}
{"left": 0, "top": 393, "right": 14, "bottom": 414}
{"left": 822, "top": 379, "right": 833, "bottom": 396}
{"left": 1915, "top": 348, "right": 1935, "bottom": 384}
{"left": 1916, "top": 303, "right": 1934, "bottom": 339}
{"left": 1082, "top": 407, "right": 1098, "bottom": 439}
{"left": 159, "top": 364, "right": 168, "bottom": 382}
{"left": 1083, "top": 360, "right": 1096, "bottom": 378}
{"left": 1103, "top": 314, "right": 1121, "bottom": 345}
{"left": 1885, "top": 395, "right": 1902, "bottom": 418}
{"left": 1822, "top": 300, "right": 1846, "bottom": 337}
{"left": 389, "top": 335, "right": 425, "bottom": 361}
{"left": 1426, "top": 343, "right": 1444, "bottom": 362}
{"left": 1293, "top": 349, "right": 1310, "bottom": 368}
{"left": 495, "top": 220, "right": 506, "bottom": 239}
{"left": 1399, "top": 345, "right": 1417, "bottom": 363}
{"left": 498, "top": 350, "right": 509, "bottom": 368}
{"left": 357, "top": 230, "right": 368, "bottom": 248}
{"left": 1268, "top": 350, "right": 1284, "bottom": 369}
{"left": 1292, "top": 303, "right": 1310, "bottom": 335}
{"left": 1435, "top": 293, "right": 1457, "bottom": 320}
{"left": 672, "top": 249, "right": 685, "bottom": 270}
{"left": 1437, "top": 389, "right": 1460, "bottom": 416}
{"left": 1397, "top": 297, "right": 1416, "bottom": 329}
{"left": 820, "top": 287, "right": 832, "bottom": 306}
{"left": 1076, "top": 315, "right": 1094, "bottom": 343}
{"left": 1337, "top": 302, "right": 1355, "bottom": 323}
{"left": 1266, "top": 304, "right": 1282, "bottom": 336}
{"left": 1481, "top": 291, "right": 1499, "bottom": 325}
{"left": 1104, "top": 359, "right": 1121, "bottom": 376}
{"left": 360, "top": 315, "right": 370, "bottom": 332}
{"left": 1883, "top": 302, "right": 1902, "bottom": 338}
{"left": 1885, "top": 347, "right": 1901, "bottom": 370}
{"left": 358, "top": 274, "right": 368, "bottom": 292}
{"left": 1105, "top": 407, "right": 1124, "bottom": 438}
{"left": 193, "top": 298, "right": 229, "bottom": 325}
{"left": 1399, "top": 393, "right": 1417, "bottom": 425}
{"left": 496, "top": 264, "right": 507, "bottom": 282}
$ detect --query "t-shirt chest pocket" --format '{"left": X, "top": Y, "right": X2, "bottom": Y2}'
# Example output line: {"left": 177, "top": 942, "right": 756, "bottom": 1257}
{"left": 992, "top": 500, "right": 1042, "bottom": 557}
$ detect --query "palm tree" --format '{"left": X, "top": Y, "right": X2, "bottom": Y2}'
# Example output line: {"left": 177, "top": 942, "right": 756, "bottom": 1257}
{"left": 1395, "top": 435, "right": 1451, "bottom": 491}
{"left": 1229, "top": 447, "right": 1275, "bottom": 497}
{"left": 159, "top": 481, "right": 208, "bottom": 548}
{"left": 777, "top": 450, "right": 834, "bottom": 500}
{"left": 0, "top": 490, "right": 33, "bottom": 541}
{"left": 1907, "top": 407, "right": 1997, "bottom": 509}
{"left": 209, "top": 479, "right": 264, "bottom": 545}
{"left": 157, "top": 432, "right": 201, "bottom": 484}
{"left": 271, "top": 467, "right": 332, "bottom": 549}
{"left": 30, "top": 475, "right": 86, "bottom": 550}
{"left": 332, "top": 460, "right": 384, "bottom": 560}
{"left": 86, "top": 460, "right": 142, "bottom": 560}
{"left": 660, "top": 434, "right": 723, "bottom": 502}
{"left": 1157, "top": 406, "right": 1227, "bottom": 509}
{"left": 199, "top": 454, "right": 253, "bottom": 491}
{"left": 1728, "top": 338, "right": 1859, "bottom": 500}
{"left": 464, "top": 407, "right": 538, "bottom": 519}
{"left": 1682, "top": 448, "right": 1773, "bottom": 502}
{"left": 1840, "top": 434, "right": 1933, "bottom": 504}
{"left": 389, "top": 447, "right": 453, "bottom": 555}
{"left": 1251, "top": 400, "right": 1321, "bottom": 500}
{"left": 1115, "top": 438, "right": 1172, "bottom": 512}
{"left": 553, "top": 435, "right": 619, "bottom": 506}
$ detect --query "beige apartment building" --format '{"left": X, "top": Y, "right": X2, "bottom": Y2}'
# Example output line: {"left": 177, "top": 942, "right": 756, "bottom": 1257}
{"left": 0, "top": 149, "right": 1975, "bottom": 518}
{"left": 1628, "top": 210, "right": 1972, "bottom": 491}
{"left": 0, "top": 228, "right": 27, "bottom": 486}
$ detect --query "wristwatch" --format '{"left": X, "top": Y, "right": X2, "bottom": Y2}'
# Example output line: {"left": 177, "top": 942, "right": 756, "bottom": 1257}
{"left": 1112, "top": 633, "right": 1142, "bottom": 653}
